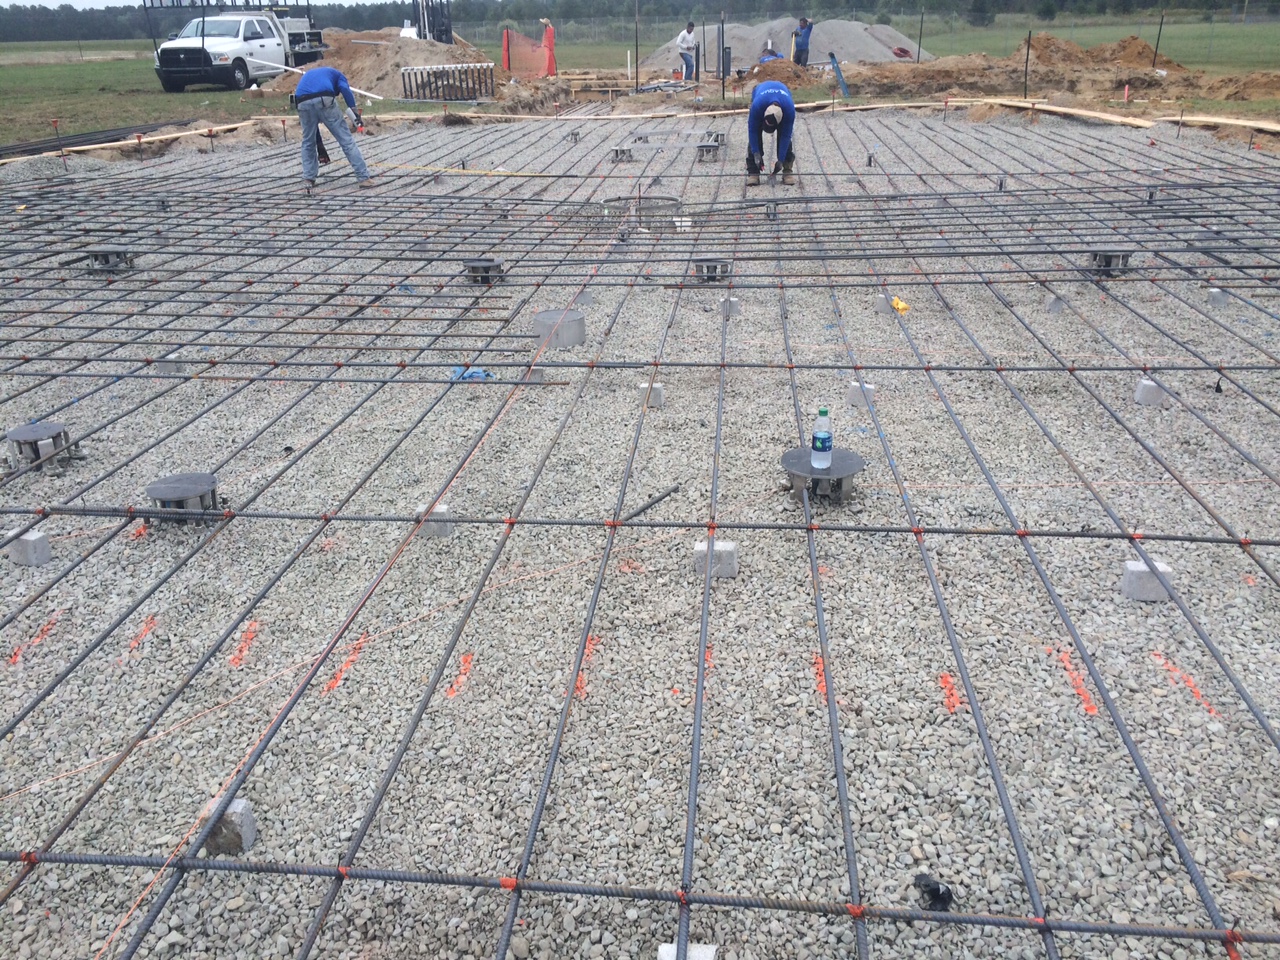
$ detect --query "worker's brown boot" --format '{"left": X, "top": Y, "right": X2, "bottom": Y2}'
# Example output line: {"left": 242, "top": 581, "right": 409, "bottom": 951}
{"left": 747, "top": 173, "right": 761, "bottom": 187}
{"left": 781, "top": 162, "right": 796, "bottom": 185}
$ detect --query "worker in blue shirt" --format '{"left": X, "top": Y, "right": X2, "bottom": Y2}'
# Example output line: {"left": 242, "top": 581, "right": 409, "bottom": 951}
{"left": 792, "top": 17, "right": 813, "bottom": 67}
{"left": 759, "top": 44, "right": 783, "bottom": 63}
{"left": 747, "top": 81, "right": 797, "bottom": 186}
{"left": 294, "top": 65, "right": 373, "bottom": 191}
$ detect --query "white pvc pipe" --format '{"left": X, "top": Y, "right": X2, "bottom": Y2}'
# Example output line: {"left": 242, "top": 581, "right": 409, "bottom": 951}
{"left": 247, "top": 57, "right": 385, "bottom": 100}
{"left": 627, "top": 50, "right": 631, "bottom": 80}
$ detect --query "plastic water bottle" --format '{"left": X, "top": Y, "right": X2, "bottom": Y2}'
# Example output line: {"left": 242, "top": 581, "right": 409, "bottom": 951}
{"left": 811, "top": 407, "right": 832, "bottom": 470}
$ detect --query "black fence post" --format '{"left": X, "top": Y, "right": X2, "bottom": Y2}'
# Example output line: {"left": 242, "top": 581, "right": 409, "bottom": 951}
{"left": 1023, "top": 29, "right": 1031, "bottom": 99}
{"left": 1151, "top": 10, "right": 1165, "bottom": 68}
{"left": 916, "top": 10, "right": 924, "bottom": 63}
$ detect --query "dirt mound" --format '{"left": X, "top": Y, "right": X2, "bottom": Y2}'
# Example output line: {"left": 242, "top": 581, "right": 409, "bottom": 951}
{"left": 741, "top": 57, "right": 812, "bottom": 86}
{"left": 1016, "top": 33, "right": 1088, "bottom": 66}
{"left": 1086, "top": 35, "right": 1184, "bottom": 71}
{"left": 1202, "top": 70, "right": 1280, "bottom": 101}
{"left": 267, "top": 27, "right": 495, "bottom": 100}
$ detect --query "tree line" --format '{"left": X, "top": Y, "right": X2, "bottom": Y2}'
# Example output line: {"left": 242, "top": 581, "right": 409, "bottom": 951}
{"left": 0, "top": 0, "right": 1253, "bottom": 43}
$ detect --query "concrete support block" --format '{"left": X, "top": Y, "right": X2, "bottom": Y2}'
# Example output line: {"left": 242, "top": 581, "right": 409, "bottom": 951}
{"left": 155, "top": 360, "right": 181, "bottom": 376}
{"left": 719, "top": 297, "right": 740, "bottom": 319}
{"left": 203, "top": 798, "right": 257, "bottom": 856}
{"left": 416, "top": 503, "right": 455, "bottom": 537}
{"left": 874, "top": 293, "right": 894, "bottom": 315}
{"left": 1208, "top": 287, "right": 1229, "bottom": 308}
{"left": 1121, "top": 559, "right": 1172, "bottom": 602}
{"left": 639, "top": 382, "right": 665, "bottom": 409}
{"left": 1045, "top": 294, "right": 1064, "bottom": 314}
{"left": 7, "top": 530, "right": 51, "bottom": 567}
{"left": 659, "top": 947, "right": 717, "bottom": 960}
{"left": 525, "top": 367, "right": 545, "bottom": 384}
{"left": 533, "top": 309, "right": 587, "bottom": 349}
{"left": 846, "top": 382, "right": 877, "bottom": 411}
{"left": 694, "top": 540, "right": 738, "bottom": 579}
{"left": 1133, "top": 378, "right": 1171, "bottom": 408}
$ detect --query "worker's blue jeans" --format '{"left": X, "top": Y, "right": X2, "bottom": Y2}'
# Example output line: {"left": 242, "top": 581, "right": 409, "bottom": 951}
{"left": 299, "top": 96, "right": 370, "bottom": 182}
{"left": 680, "top": 52, "right": 694, "bottom": 79}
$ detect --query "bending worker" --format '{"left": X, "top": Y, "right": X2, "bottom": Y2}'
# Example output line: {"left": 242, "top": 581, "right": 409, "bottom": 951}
{"left": 747, "top": 80, "right": 796, "bottom": 186}
{"left": 676, "top": 22, "right": 696, "bottom": 80}
{"left": 294, "top": 65, "right": 373, "bottom": 190}
{"left": 792, "top": 17, "right": 813, "bottom": 67}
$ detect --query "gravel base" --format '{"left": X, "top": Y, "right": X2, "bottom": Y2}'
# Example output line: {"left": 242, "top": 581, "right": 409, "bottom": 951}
{"left": 1, "top": 110, "right": 1279, "bottom": 960}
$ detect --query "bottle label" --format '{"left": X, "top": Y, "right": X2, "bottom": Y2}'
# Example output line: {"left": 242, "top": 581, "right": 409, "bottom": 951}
{"left": 812, "top": 431, "right": 832, "bottom": 453}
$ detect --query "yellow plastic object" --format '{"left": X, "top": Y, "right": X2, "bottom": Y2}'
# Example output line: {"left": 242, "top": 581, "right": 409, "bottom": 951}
{"left": 891, "top": 296, "right": 910, "bottom": 315}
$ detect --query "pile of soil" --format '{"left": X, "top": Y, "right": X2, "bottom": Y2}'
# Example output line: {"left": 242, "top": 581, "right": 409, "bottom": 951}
{"left": 266, "top": 27, "right": 499, "bottom": 100}
{"left": 642, "top": 16, "right": 930, "bottom": 71}
{"left": 741, "top": 57, "right": 811, "bottom": 86}
{"left": 1087, "top": 35, "right": 1184, "bottom": 71}
{"left": 1203, "top": 70, "right": 1280, "bottom": 101}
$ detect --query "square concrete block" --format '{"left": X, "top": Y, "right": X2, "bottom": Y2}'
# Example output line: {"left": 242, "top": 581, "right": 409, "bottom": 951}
{"left": 525, "top": 367, "right": 545, "bottom": 384}
{"left": 874, "top": 293, "right": 894, "bottom": 315}
{"left": 694, "top": 540, "right": 738, "bottom": 579}
{"left": 416, "top": 503, "right": 455, "bottom": 537}
{"left": 639, "top": 382, "right": 665, "bottom": 409}
{"left": 720, "top": 297, "right": 740, "bottom": 319}
{"left": 1121, "top": 559, "right": 1172, "bottom": 602}
{"left": 846, "top": 382, "right": 877, "bottom": 411}
{"left": 7, "top": 530, "right": 51, "bottom": 567}
{"left": 203, "top": 798, "right": 256, "bottom": 857}
{"left": 1134, "top": 378, "right": 1171, "bottom": 408}
{"left": 1208, "top": 287, "right": 1229, "bottom": 308}
{"left": 659, "top": 947, "right": 717, "bottom": 960}
{"left": 1045, "top": 293, "right": 1064, "bottom": 313}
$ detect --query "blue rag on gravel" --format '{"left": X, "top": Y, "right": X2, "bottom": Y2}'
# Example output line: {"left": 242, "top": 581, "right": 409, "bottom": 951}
{"left": 451, "top": 366, "right": 494, "bottom": 382}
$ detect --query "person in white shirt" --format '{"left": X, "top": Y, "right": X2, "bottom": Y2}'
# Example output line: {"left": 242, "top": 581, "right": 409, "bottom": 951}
{"left": 675, "top": 22, "right": 697, "bottom": 80}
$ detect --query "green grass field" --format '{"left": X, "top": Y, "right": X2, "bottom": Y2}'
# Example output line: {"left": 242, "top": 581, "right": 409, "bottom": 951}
{"left": 1, "top": 15, "right": 1275, "bottom": 143}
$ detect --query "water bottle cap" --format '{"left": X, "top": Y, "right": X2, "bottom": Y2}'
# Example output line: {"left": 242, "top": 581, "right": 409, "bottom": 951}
{"left": 818, "top": 407, "right": 828, "bottom": 416}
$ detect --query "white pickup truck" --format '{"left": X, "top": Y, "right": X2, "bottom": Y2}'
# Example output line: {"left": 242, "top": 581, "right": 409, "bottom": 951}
{"left": 154, "top": 12, "right": 326, "bottom": 92}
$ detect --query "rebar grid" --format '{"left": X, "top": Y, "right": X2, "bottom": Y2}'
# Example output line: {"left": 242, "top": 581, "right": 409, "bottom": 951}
{"left": 1, "top": 110, "right": 1278, "bottom": 960}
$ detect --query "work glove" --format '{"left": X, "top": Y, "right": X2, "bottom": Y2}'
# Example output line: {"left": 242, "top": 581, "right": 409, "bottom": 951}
{"left": 752, "top": 152, "right": 764, "bottom": 170}
{"left": 772, "top": 160, "right": 783, "bottom": 175}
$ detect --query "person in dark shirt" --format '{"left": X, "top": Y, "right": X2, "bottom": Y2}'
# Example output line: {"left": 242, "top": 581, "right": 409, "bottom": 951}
{"left": 294, "top": 66, "right": 373, "bottom": 190}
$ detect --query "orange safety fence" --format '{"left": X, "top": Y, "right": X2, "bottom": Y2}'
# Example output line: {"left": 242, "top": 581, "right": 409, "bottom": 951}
{"left": 502, "top": 23, "right": 556, "bottom": 78}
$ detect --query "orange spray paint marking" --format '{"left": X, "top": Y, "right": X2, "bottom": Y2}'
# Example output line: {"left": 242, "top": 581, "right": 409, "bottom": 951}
{"left": 813, "top": 653, "right": 828, "bottom": 696}
{"left": 9, "top": 610, "right": 62, "bottom": 665}
{"left": 1047, "top": 646, "right": 1098, "bottom": 715}
{"left": 322, "top": 632, "right": 368, "bottom": 694}
{"left": 129, "top": 616, "right": 157, "bottom": 651}
{"left": 1241, "top": 573, "right": 1257, "bottom": 587}
{"left": 817, "top": 565, "right": 832, "bottom": 576}
{"left": 445, "top": 652, "right": 475, "bottom": 698}
{"left": 617, "top": 558, "right": 645, "bottom": 574}
{"left": 320, "top": 537, "right": 339, "bottom": 552}
{"left": 572, "top": 635, "right": 603, "bottom": 700}
{"left": 228, "top": 621, "right": 260, "bottom": 668}
{"left": 1152, "top": 651, "right": 1219, "bottom": 716}
{"left": 704, "top": 643, "right": 714, "bottom": 675}
{"left": 129, "top": 524, "right": 148, "bottom": 541}
{"left": 939, "top": 673, "right": 964, "bottom": 713}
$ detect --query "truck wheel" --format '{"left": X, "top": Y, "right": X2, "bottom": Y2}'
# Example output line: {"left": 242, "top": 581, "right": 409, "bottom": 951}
{"left": 160, "top": 77, "right": 186, "bottom": 93}
{"left": 229, "top": 60, "right": 250, "bottom": 90}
